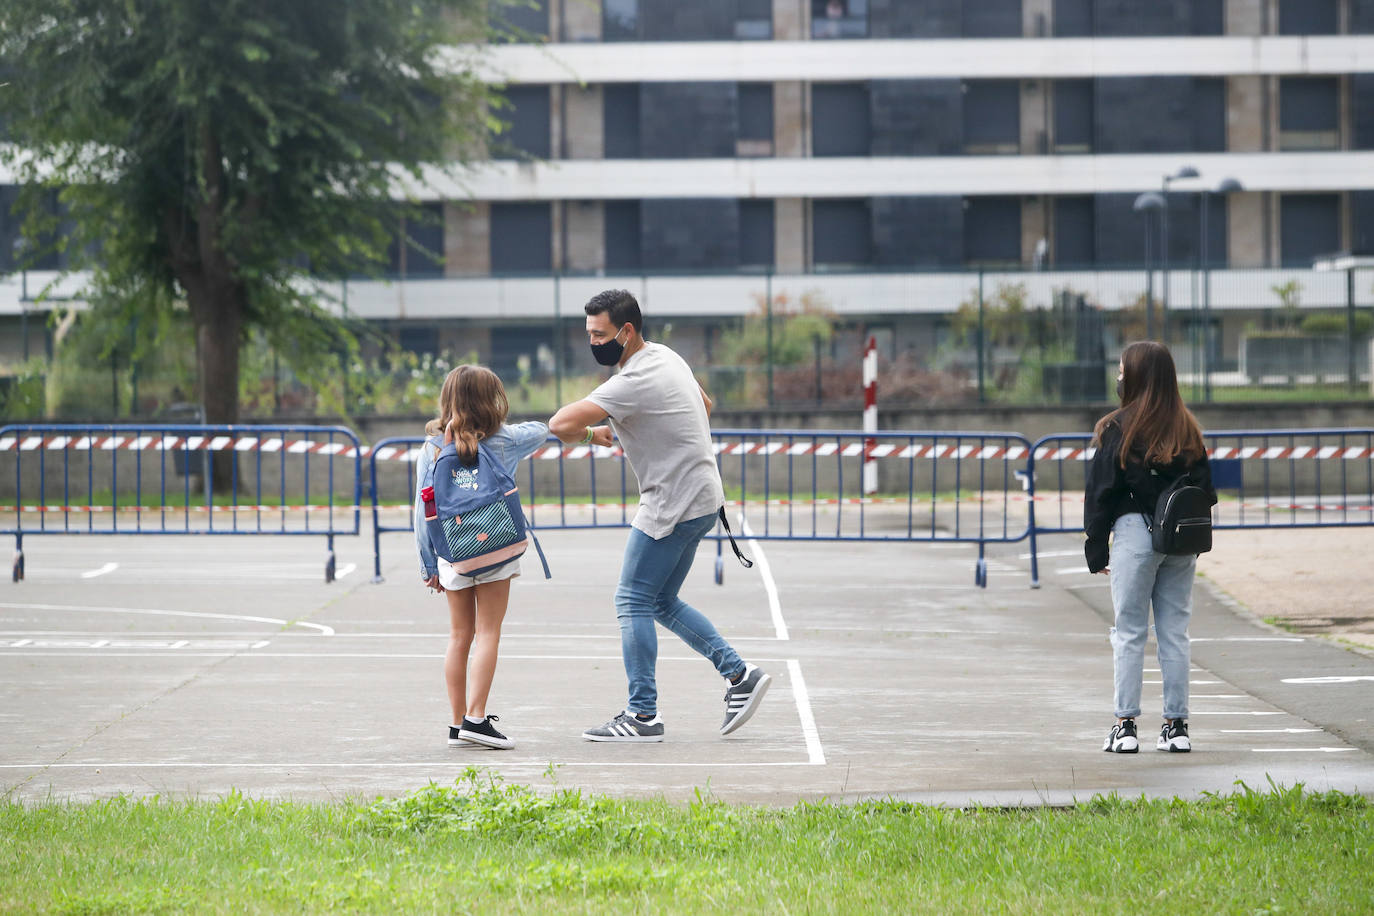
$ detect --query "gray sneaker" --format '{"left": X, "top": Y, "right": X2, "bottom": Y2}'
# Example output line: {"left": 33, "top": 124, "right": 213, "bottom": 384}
{"left": 721, "top": 663, "right": 772, "bottom": 735}
{"left": 582, "top": 710, "right": 665, "bottom": 742}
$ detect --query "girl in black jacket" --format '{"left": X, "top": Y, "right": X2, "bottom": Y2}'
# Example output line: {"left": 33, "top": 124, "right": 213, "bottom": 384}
{"left": 1085, "top": 341, "right": 1216, "bottom": 755}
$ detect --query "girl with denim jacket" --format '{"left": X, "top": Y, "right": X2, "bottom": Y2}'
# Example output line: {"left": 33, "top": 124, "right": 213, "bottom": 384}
{"left": 1085, "top": 342, "right": 1216, "bottom": 755}
{"left": 414, "top": 365, "right": 548, "bottom": 749}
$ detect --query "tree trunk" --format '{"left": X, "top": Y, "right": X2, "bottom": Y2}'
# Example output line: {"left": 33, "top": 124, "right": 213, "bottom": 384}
{"left": 193, "top": 286, "right": 243, "bottom": 494}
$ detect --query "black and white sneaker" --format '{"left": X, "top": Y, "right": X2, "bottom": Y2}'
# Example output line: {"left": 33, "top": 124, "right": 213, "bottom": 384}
{"left": 721, "top": 663, "right": 772, "bottom": 735}
{"left": 582, "top": 710, "right": 665, "bottom": 742}
{"left": 458, "top": 715, "right": 515, "bottom": 750}
{"left": 1103, "top": 718, "right": 1139, "bottom": 753}
{"left": 447, "top": 725, "right": 464, "bottom": 747}
{"left": 1157, "top": 719, "right": 1191, "bottom": 753}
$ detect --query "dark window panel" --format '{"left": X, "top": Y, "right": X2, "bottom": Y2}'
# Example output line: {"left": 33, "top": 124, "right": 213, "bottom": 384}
{"left": 387, "top": 203, "right": 444, "bottom": 278}
{"left": 490, "top": 202, "right": 552, "bottom": 274}
{"left": 1054, "top": 79, "right": 1093, "bottom": 152}
{"left": 398, "top": 326, "right": 438, "bottom": 356}
{"left": 493, "top": 0, "right": 549, "bottom": 39}
{"left": 490, "top": 326, "right": 553, "bottom": 380}
{"left": 963, "top": 0, "right": 1022, "bottom": 37}
{"left": 640, "top": 83, "right": 737, "bottom": 158}
{"left": 604, "top": 84, "right": 641, "bottom": 158}
{"left": 1355, "top": 0, "right": 1374, "bottom": 33}
{"left": 812, "top": 0, "right": 869, "bottom": 38}
{"left": 872, "top": 196, "right": 963, "bottom": 267}
{"left": 962, "top": 80, "right": 1020, "bottom": 154}
{"left": 1280, "top": 77, "right": 1340, "bottom": 150}
{"left": 813, "top": 199, "right": 872, "bottom": 267}
{"left": 604, "top": 0, "right": 639, "bottom": 40}
{"left": 737, "top": 0, "right": 773, "bottom": 38}
{"left": 604, "top": 201, "right": 641, "bottom": 271}
{"left": 738, "top": 83, "right": 774, "bottom": 156}
{"left": 813, "top": 83, "right": 870, "bottom": 157}
{"left": 1093, "top": 0, "right": 1207, "bottom": 36}
{"left": 638, "top": 0, "right": 737, "bottom": 40}
{"left": 868, "top": 0, "right": 960, "bottom": 38}
{"left": 641, "top": 198, "right": 740, "bottom": 270}
{"left": 1096, "top": 77, "right": 1199, "bottom": 153}
{"left": 963, "top": 196, "right": 1021, "bottom": 265}
{"left": 1200, "top": 193, "right": 1228, "bottom": 269}
{"left": 1053, "top": 196, "right": 1095, "bottom": 267}
{"left": 1352, "top": 192, "right": 1374, "bottom": 254}
{"left": 870, "top": 80, "right": 961, "bottom": 156}
{"left": 1193, "top": 78, "right": 1226, "bottom": 153}
{"left": 1279, "top": 0, "right": 1338, "bottom": 35}
{"left": 1356, "top": 75, "right": 1374, "bottom": 150}
{"left": 1191, "top": 0, "right": 1223, "bottom": 35}
{"left": 1093, "top": 193, "right": 1151, "bottom": 268}
{"left": 494, "top": 85, "right": 550, "bottom": 160}
{"left": 1280, "top": 194, "right": 1340, "bottom": 267}
{"left": 740, "top": 200, "right": 775, "bottom": 268}
{"left": 1053, "top": 0, "right": 1092, "bottom": 36}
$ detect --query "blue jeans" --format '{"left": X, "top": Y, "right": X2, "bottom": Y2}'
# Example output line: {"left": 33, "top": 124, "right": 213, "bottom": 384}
{"left": 1108, "top": 513, "right": 1196, "bottom": 721}
{"left": 616, "top": 511, "right": 744, "bottom": 716}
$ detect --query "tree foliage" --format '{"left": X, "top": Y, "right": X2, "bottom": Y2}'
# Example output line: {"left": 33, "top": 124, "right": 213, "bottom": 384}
{"left": 0, "top": 0, "right": 493, "bottom": 433}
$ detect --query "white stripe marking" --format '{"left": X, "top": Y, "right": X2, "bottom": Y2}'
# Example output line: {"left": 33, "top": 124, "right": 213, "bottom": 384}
{"left": 788, "top": 659, "right": 825, "bottom": 766}
{"left": 0, "top": 602, "right": 334, "bottom": 636}
{"left": 1281, "top": 675, "right": 1374, "bottom": 684}
{"left": 80, "top": 562, "right": 118, "bottom": 579}
{"left": 1250, "top": 747, "right": 1358, "bottom": 754}
{"left": 738, "top": 513, "right": 787, "bottom": 641}
{"left": 1221, "top": 728, "right": 1322, "bottom": 734}
{"left": 0, "top": 761, "right": 821, "bottom": 770}
{"left": 336, "top": 563, "right": 357, "bottom": 579}
{"left": 1187, "top": 711, "right": 1284, "bottom": 716}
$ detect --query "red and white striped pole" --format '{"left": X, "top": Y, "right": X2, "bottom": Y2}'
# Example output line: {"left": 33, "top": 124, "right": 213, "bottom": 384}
{"left": 863, "top": 335, "right": 877, "bottom": 495}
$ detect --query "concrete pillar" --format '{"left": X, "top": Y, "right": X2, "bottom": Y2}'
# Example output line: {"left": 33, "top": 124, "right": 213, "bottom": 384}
{"left": 773, "top": 0, "right": 805, "bottom": 39}
{"left": 563, "top": 200, "right": 605, "bottom": 272}
{"left": 563, "top": 84, "right": 604, "bottom": 159}
{"left": 550, "top": 84, "right": 564, "bottom": 159}
{"left": 1023, "top": 0, "right": 1051, "bottom": 36}
{"left": 775, "top": 81, "right": 807, "bottom": 157}
{"left": 775, "top": 198, "right": 806, "bottom": 272}
{"left": 1226, "top": 76, "right": 1265, "bottom": 152}
{"left": 561, "top": 0, "right": 602, "bottom": 42}
{"left": 444, "top": 201, "right": 491, "bottom": 276}
{"left": 1022, "top": 196, "right": 1048, "bottom": 267}
{"left": 1021, "top": 79, "right": 1047, "bottom": 154}
{"left": 1225, "top": 0, "right": 1265, "bottom": 35}
{"left": 1227, "top": 192, "right": 1266, "bottom": 268}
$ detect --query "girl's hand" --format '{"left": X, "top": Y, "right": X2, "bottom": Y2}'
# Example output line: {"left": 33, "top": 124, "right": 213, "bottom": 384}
{"left": 424, "top": 575, "right": 444, "bottom": 593}
{"left": 589, "top": 425, "right": 614, "bottom": 448}
{"left": 1094, "top": 568, "right": 1109, "bottom": 575}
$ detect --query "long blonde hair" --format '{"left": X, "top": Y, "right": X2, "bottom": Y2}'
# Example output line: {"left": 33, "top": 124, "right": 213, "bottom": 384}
{"left": 1093, "top": 341, "right": 1205, "bottom": 468}
{"left": 425, "top": 365, "right": 509, "bottom": 462}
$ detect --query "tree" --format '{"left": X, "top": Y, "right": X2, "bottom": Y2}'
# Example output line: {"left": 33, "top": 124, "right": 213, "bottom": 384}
{"left": 0, "top": 0, "right": 494, "bottom": 474}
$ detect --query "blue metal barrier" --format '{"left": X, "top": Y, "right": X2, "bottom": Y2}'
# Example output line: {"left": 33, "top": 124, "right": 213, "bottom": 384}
{"left": 0, "top": 424, "right": 362, "bottom": 583}
{"left": 1025, "top": 428, "right": 1374, "bottom": 587}
{"left": 368, "top": 429, "right": 1035, "bottom": 588}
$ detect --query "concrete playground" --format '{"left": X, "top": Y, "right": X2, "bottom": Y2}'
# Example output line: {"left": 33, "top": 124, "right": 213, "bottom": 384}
{"left": 2, "top": 514, "right": 1373, "bottom": 806}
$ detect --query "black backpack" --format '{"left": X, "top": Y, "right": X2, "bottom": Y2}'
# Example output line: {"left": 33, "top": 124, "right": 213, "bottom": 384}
{"left": 1140, "top": 468, "right": 1213, "bottom": 556}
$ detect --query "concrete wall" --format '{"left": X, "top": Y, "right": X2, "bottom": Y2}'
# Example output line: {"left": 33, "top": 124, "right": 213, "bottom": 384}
{"left": 563, "top": 200, "right": 605, "bottom": 272}
{"left": 443, "top": 202, "right": 490, "bottom": 276}
{"left": 562, "top": 0, "right": 601, "bottom": 41}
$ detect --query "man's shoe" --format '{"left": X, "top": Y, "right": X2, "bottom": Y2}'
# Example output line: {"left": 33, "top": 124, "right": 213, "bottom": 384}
{"left": 458, "top": 715, "right": 515, "bottom": 750}
{"left": 721, "top": 663, "right": 772, "bottom": 735}
{"left": 1103, "top": 718, "right": 1139, "bottom": 753}
{"left": 1157, "top": 719, "right": 1191, "bottom": 753}
{"left": 583, "top": 710, "right": 665, "bottom": 742}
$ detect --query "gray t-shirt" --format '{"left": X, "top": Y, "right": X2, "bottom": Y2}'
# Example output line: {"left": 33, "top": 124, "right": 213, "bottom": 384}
{"left": 587, "top": 341, "right": 724, "bottom": 539}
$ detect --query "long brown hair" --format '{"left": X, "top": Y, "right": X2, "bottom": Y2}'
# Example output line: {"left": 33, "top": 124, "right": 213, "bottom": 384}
{"left": 425, "top": 365, "right": 509, "bottom": 462}
{"left": 1093, "top": 341, "right": 1205, "bottom": 468}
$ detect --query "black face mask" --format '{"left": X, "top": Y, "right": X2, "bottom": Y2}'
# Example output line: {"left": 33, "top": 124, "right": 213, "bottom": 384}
{"left": 590, "top": 326, "right": 628, "bottom": 367}
{"left": 1116, "top": 377, "right": 1125, "bottom": 401}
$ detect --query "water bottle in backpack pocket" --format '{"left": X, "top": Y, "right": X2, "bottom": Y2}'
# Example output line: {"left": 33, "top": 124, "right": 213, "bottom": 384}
{"left": 421, "top": 436, "right": 549, "bottom": 577}
{"left": 1140, "top": 468, "right": 1213, "bottom": 556}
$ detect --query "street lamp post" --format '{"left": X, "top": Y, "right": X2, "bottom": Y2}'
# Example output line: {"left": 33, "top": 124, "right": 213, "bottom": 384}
{"left": 1133, "top": 192, "right": 1165, "bottom": 339}
{"left": 1199, "top": 178, "right": 1244, "bottom": 403}
{"left": 1160, "top": 165, "right": 1199, "bottom": 345}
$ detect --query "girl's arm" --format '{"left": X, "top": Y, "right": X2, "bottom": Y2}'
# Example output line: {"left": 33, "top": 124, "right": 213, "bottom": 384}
{"left": 414, "top": 442, "right": 438, "bottom": 581}
{"left": 489, "top": 421, "right": 552, "bottom": 475}
{"left": 1083, "top": 428, "right": 1122, "bottom": 573}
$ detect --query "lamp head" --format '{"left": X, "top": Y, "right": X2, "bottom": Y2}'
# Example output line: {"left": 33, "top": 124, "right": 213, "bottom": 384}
{"left": 1172, "top": 166, "right": 1201, "bottom": 180}
{"left": 1215, "top": 178, "right": 1244, "bottom": 194}
{"left": 1133, "top": 192, "right": 1165, "bottom": 212}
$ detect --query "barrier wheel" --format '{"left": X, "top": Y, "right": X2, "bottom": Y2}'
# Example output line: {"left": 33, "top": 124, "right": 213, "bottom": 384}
{"left": 714, "top": 555, "right": 724, "bottom": 586}
{"left": 325, "top": 554, "right": 336, "bottom": 584}
{"left": 11, "top": 556, "right": 21, "bottom": 583}
{"left": 975, "top": 557, "right": 987, "bottom": 589}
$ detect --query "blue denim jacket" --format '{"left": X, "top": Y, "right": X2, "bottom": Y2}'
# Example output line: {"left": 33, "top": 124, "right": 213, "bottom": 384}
{"left": 414, "top": 421, "right": 550, "bottom": 579}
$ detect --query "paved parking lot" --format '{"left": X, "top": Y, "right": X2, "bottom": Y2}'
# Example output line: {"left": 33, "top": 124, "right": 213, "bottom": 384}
{"left": 2, "top": 518, "right": 1372, "bottom": 805}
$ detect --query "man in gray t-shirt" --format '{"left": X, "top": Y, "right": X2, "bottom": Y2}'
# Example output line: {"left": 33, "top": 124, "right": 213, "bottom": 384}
{"left": 550, "top": 289, "right": 771, "bottom": 743}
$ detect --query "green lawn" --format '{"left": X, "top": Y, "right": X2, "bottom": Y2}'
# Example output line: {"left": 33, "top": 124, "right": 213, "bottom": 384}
{"left": 3, "top": 772, "right": 1370, "bottom": 914}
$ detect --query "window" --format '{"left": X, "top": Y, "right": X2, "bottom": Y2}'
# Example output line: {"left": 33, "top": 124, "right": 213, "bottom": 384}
{"left": 603, "top": 84, "right": 641, "bottom": 158}
{"left": 1192, "top": 78, "right": 1226, "bottom": 152}
{"left": 1280, "top": 194, "right": 1340, "bottom": 267}
{"left": 1279, "top": 0, "right": 1338, "bottom": 35}
{"left": 812, "top": 83, "right": 869, "bottom": 156}
{"left": 398, "top": 326, "right": 438, "bottom": 356}
{"left": 737, "top": 0, "right": 772, "bottom": 38}
{"left": 494, "top": 85, "right": 550, "bottom": 160}
{"left": 812, "top": 0, "right": 868, "bottom": 39}
{"left": 640, "top": 199, "right": 739, "bottom": 269}
{"left": 813, "top": 199, "right": 872, "bottom": 268}
{"left": 963, "top": 197, "right": 1021, "bottom": 265}
{"left": 963, "top": 81, "right": 1020, "bottom": 155}
{"left": 1054, "top": 80, "right": 1093, "bottom": 152}
{"left": 963, "top": 0, "right": 1022, "bottom": 38}
{"left": 490, "top": 203, "right": 552, "bottom": 274}
{"left": 604, "top": 0, "right": 638, "bottom": 40}
{"left": 493, "top": 0, "right": 549, "bottom": 40}
{"left": 1280, "top": 78, "right": 1340, "bottom": 150}
{"left": 740, "top": 200, "right": 774, "bottom": 268}
{"left": 737, "top": 83, "right": 774, "bottom": 156}
{"left": 1052, "top": 0, "right": 1091, "bottom": 36}
{"left": 1356, "top": 75, "right": 1374, "bottom": 149}
{"left": 1053, "top": 196, "right": 1095, "bottom": 267}
{"left": 387, "top": 203, "right": 444, "bottom": 278}
{"left": 604, "top": 201, "right": 641, "bottom": 271}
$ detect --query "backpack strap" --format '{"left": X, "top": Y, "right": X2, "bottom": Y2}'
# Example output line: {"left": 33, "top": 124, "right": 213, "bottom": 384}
{"left": 717, "top": 507, "right": 754, "bottom": 569}
{"left": 527, "top": 527, "right": 552, "bottom": 579}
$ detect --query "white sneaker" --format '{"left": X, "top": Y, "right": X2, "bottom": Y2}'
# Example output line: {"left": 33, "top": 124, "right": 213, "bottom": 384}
{"left": 1157, "top": 719, "right": 1191, "bottom": 753}
{"left": 1103, "top": 718, "right": 1139, "bottom": 753}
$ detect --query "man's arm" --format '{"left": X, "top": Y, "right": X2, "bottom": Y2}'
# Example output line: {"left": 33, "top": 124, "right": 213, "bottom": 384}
{"left": 550, "top": 399, "right": 611, "bottom": 444}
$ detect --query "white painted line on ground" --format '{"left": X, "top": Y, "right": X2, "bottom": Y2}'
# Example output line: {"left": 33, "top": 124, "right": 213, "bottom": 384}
{"left": 1055, "top": 566, "right": 1090, "bottom": 576}
{"left": 80, "top": 562, "right": 118, "bottom": 579}
{"left": 336, "top": 563, "right": 357, "bottom": 579}
{"left": 738, "top": 514, "right": 788, "bottom": 641}
{"left": 1189, "top": 711, "right": 1284, "bottom": 716}
{"left": 1191, "top": 637, "right": 1305, "bottom": 643}
{"left": 1144, "top": 680, "right": 1222, "bottom": 685}
{"left": 1250, "top": 747, "right": 1358, "bottom": 754}
{"left": 1221, "top": 728, "right": 1322, "bottom": 734}
{"left": 1281, "top": 675, "right": 1374, "bottom": 684}
{"left": 1019, "top": 549, "right": 1081, "bottom": 560}
{"left": 0, "top": 602, "right": 335, "bottom": 636}
{"left": 787, "top": 659, "right": 825, "bottom": 766}
{"left": 1189, "top": 694, "right": 1248, "bottom": 699}
{"left": 0, "top": 761, "right": 822, "bottom": 770}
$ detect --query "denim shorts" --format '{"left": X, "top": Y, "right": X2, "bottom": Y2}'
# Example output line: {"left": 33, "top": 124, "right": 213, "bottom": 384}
{"left": 437, "top": 557, "right": 521, "bottom": 591}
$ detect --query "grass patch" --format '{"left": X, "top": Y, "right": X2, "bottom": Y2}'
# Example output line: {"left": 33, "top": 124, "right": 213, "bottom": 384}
{"left": 2, "top": 772, "right": 1371, "bottom": 914}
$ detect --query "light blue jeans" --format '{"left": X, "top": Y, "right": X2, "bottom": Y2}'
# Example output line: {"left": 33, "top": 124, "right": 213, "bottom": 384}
{"left": 1108, "top": 513, "right": 1196, "bottom": 721}
{"left": 615, "top": 511, "right": 744, "bottom": 716}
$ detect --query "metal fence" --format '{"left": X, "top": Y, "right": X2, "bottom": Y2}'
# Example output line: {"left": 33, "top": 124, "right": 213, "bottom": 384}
{"left": 0, "top": 424, "right": 362, "bottom": 582}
